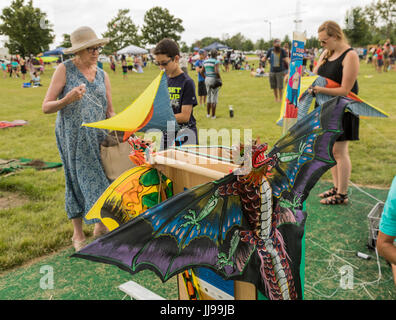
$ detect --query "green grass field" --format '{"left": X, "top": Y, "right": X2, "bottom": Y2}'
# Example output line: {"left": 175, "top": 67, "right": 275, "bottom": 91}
{"left": 0, "top": 60, "right": 395, "bottom": 299}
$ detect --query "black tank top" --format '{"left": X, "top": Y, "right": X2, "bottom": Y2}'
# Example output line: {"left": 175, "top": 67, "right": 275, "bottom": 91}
{"left": 317, "top": 48, "right": 358, "bottom": 94}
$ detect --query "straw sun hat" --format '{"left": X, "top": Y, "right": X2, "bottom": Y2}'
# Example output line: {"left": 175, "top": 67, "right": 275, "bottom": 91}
{"left": 64, "top": 26, "right": 109, "bottom": 54}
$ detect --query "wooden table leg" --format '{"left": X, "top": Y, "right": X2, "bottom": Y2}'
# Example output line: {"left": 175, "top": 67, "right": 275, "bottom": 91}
{"left": 234, "top": 281, "right": 257, "bottom": 300}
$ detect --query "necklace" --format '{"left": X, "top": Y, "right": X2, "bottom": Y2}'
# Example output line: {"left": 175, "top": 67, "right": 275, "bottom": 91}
{"left": 74, "top": 58, "right": 97, "bottom": 82}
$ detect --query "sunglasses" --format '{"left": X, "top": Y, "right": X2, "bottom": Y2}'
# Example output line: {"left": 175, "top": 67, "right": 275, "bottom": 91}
{"left": 87, "top": 46, "right": 103, "bottom": 54}
{"left": 154, "top": 58, "right": 173, "bottom": 67}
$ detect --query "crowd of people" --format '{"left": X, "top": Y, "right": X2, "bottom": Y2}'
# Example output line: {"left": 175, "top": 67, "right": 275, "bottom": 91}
{"left": 181, "top": 43, "right": 326, "bottom": 105}
{"left": 1, "top": 55, "right": 45, "bottom": 85}
{"left": 117, "top": 53, "right": 148, "bottom": 79}
{"left": 1, "top": 49, "right": 154, "bottom": 87}
{"left": 364, "top": 40, "right": 395, "bottom": 73}
{"left": 185, "top": 50, "right": 247, "bottom": 73}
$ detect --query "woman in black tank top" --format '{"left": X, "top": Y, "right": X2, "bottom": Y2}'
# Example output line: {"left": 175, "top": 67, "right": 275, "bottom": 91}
{"left": 312, "top": 21, "right": 360, "bottom": 205}
{"left": 317, "top": 48, "right": 359, "bottom": 94}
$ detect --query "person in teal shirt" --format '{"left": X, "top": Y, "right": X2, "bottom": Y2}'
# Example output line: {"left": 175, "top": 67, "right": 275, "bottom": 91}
{"left": 1, "top": 61, "right": 7, "bottom": 78}
{"left": 377, "top": 176, "right": 396, "bottom": 285}
{"left": 202, "top": 49, "right": 222, "bottom": 119}
{"left": 10, "top": 59, "right": 19, "bottom": 78}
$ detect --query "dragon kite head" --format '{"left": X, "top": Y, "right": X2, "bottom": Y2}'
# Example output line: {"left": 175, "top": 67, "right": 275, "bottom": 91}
{"left": 252, "top": 143, "right": 269, "bottom": 168}
{"left": 236, "top": 141, "right": 278, "bottom": 186}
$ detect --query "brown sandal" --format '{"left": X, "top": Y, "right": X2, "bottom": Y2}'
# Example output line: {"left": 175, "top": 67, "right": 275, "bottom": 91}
{"left": 72, "top": 238, "right": 87, "bottom": 251}
{"left": 318, "top": 187, "right": 338, "bottom": 198}
{"left": 320, "top": 193, "right": 349, "bottom": 205}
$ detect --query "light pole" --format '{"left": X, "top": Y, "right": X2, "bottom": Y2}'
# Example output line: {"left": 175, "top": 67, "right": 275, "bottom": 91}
{"left": 294, "top": 0, "right": 303, "bottom": 32}
{"left": 263, "top": 19, "right": 272, "bottom": 40}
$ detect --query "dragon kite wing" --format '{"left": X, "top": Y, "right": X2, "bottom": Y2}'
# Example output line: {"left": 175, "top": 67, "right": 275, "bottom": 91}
{"left": 72, "top": 173, "right": 257, "bottom": 283}
{"left": 227, "top": 97, "right": 348, "bottom": 300}
{"left": 296, "top": 76, "right": 389, "bottom": 122}
{"left": 267, "top": 96, "right": 348, "bottom": 222}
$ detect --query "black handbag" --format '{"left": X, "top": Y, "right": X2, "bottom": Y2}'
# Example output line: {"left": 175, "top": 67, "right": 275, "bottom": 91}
{"left": 212, "top": 77, "right": 222, "bottom": 89}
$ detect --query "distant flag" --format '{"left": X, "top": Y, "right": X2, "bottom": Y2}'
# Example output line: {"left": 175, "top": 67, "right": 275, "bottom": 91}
{"left": 277, "top": 76, "right": 317, "bottom": 127}
{"left": 281, "top": 31, "right": 306, "bottom": 133}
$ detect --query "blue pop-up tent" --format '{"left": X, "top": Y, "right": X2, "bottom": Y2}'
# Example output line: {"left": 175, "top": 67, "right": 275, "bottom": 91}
{"left": 43, "top": 47, "right": 65, "bottom": 62}
{"left": 203, "top": 42, "right": 230, "bottom": 51}
{"left": 43, "top": 47, "right": 65, "bottom": 56}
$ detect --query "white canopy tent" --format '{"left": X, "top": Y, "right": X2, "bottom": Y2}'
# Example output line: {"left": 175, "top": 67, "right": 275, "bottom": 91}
{"left": 0, "top": 47, "right": 10, "bottom": 59}
{"left": 117, "top": 45, "right": 148, "bottom": 55}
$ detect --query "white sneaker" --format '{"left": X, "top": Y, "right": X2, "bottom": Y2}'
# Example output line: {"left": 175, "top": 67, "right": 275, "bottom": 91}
{"left": 206, "top": 114, "right": 211, "bottom": 118}
{"left": 211, "top": 116, "right": 216, "bottom": 119}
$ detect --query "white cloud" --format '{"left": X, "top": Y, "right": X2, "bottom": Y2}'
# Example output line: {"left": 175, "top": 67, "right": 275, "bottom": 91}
{"left": 0, "top": 0, "right": 374, "bottom": 48}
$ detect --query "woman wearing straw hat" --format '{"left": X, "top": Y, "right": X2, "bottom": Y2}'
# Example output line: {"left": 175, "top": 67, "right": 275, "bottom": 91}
{"left": 42, "top": 26, "right": 116, "bottom": 251}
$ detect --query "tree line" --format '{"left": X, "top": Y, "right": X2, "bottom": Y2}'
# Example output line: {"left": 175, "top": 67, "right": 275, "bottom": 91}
{"left": 344, "top": 0, "right": 396, "bottom": 47}
{"left": 1, "top": 0, "right": 394, "bottom": 57}
{"left": 190, "top": 34, "right": 321, "bottom": 53}
{"left": 203, "top": 0, "right": 396, "bottom": 52}
{"left": 0, "top": 1, "right": 186, "bottom": 56}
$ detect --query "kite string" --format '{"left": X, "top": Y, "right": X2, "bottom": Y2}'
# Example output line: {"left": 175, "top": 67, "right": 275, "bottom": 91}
{"left": 306, "top": 233, "right": 384, "bottom": 300}
{"left": 361, "top": 118, "right": 396, "bottom": 149}
{"left": 348, "top": 180, "right": 385, "bottom": 204}
{"left": 80, "top": 91, "right": 116, "bottom": 139}
{"left": 306, "top": 127, "right": 389, "bottom": 299}
{"left": 84, "top": 92, "right": 103, "bottom": 109}
{"left": 308, "top": 239, "right": 359, "bottom": 270}
{"left": 307, "top": 202, "right": 382, "bottom": 300}
{"left": 305, "top": 177, "right": 387, "bottom": 299}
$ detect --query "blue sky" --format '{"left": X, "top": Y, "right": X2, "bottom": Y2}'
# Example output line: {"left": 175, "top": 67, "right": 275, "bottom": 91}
{"left": 0, "top": 0, "right": 375, "bottom": 48}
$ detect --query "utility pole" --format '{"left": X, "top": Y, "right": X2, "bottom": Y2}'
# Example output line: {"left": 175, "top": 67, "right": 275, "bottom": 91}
{"left": 294, "top": 0, "right": 303, "bottom": 32}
